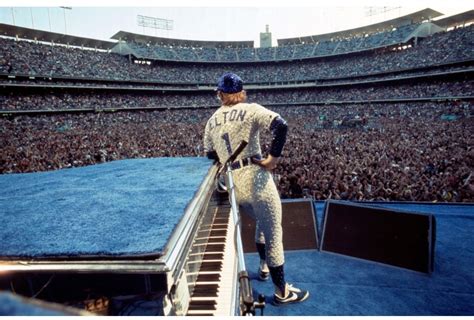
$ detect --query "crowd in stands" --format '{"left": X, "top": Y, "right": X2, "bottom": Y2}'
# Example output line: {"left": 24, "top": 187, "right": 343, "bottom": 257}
{"left": 0, "top": 24, "right": 472, "bottom": 204}
{"left": 1, "top": 102, "right": 472, "bottom": 202}
{"left": 125, "top": 23, "right": 420, "bottom": 62}
{"left": 0, "top": 62, "right": 469, "bottom": 89}
{"left": 0, "top": 92, "right": 210, "bottom": 110}
{"left": 249, "top": 80, "right": 473, "bottom": 104}
{"left": 272, "top": 103, "right": 473, "bottom": 202}
{"left": 0, "top": 78, "right": 200, "bottom": 90}
{"left": 0, "top": 25, "right": 472, "bottom": 84}
{"left": 1, "top": 79, "right": 472, "bottom": 111}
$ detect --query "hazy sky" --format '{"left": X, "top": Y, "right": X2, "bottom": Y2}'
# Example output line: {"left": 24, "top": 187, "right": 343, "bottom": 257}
{"left": 0, "top": 0, "right": 471, "bottom": 46}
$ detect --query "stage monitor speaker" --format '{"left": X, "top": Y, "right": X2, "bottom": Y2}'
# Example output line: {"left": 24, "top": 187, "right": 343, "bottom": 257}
{"left": 320, "top": 200, "right": 436, "bottom": 273}
{"left": 240, "top": 199, "right": 319, "bottom": 253}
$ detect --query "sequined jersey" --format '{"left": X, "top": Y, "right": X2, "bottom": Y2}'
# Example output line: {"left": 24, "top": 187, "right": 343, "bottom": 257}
{"left": 203, "top": 102, "right": 279, "bottom": 162}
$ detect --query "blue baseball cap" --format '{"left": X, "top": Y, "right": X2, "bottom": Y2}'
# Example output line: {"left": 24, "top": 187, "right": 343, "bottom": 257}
{"left": 216, "top": 72, "right": 243, "bottom": 93}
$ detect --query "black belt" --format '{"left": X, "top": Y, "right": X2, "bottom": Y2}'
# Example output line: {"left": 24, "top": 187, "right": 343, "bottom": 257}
{"left": 230, "top": 155, "right": 261, "bottom": 170}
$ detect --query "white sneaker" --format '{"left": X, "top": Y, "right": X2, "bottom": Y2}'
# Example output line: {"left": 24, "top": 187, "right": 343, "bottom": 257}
{"left": 273, "top": 284, "right": 309, "bottom": 306}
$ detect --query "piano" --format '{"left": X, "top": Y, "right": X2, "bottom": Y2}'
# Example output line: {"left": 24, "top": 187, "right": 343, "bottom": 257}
{"left": 186, "top": 197, "right": 238, "bottom": 316}
{"left": 0, "top": 158, "right": 250, "bottom": 316}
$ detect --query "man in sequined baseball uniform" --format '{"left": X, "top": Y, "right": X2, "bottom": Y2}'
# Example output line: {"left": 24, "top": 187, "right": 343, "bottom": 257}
{"left": 203, "top": 72, "right": 309, "bottom": 305}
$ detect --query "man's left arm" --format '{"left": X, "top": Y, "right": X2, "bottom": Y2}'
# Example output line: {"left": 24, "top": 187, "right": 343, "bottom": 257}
{"left": 253, "top": 105, "right": 288, "bottom": 170}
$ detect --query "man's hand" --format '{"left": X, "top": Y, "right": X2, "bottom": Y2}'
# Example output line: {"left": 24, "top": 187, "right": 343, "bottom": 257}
{"left": 254, "top": 155, "right": 279, "bottom": 171}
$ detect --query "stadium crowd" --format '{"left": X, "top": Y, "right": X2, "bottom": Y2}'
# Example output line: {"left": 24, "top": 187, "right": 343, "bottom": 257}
{"left": 1, "top": 102, "right": 472, "bottom": 202}
{"left": 0, "top": 25, "right": 472, "bottom": 83}
{"left": 0, "top": 23, "right": 472, "bottom": 204}
{"left": 272, "top": 103, "right": 473, "bottom": 203}
{"left": 1, "top": 79, "right": 472, "bottom": 111}
{"left": 126, "top": 23, "right": 419, "bottom": 62}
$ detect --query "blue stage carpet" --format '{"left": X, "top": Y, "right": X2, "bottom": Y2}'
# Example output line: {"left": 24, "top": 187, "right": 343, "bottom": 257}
{"left": 0, "top": 157, "right": 212, "bottom": 259}
{"left": 246, "top": 202, "right": 474, "bottom": 315}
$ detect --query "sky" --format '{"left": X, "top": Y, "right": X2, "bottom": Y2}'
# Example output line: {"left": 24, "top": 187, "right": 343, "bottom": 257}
{"left": 0, "top": 0, "right": 472, "bottom": 46}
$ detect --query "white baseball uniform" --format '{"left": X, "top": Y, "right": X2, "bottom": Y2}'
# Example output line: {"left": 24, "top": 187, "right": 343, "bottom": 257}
{"left": 204, "top": 102, "right": 285, "bottom": 267}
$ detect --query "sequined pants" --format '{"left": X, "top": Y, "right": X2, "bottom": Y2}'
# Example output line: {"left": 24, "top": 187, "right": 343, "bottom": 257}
{"left": 232, "top": 164, "right": 285, "bottom": 267}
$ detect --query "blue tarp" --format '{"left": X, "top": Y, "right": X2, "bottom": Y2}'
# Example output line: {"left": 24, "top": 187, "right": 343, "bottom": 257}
{"left": 0, "top": 157, "right": 212, "bottom": 259}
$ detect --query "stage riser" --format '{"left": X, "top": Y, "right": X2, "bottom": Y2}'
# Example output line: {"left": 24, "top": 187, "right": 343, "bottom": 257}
{"left": 321, "top": 200, "right": 436, "bottom": 273}
{"left": 240, "top": 199, "right": 319, "bottom": 253}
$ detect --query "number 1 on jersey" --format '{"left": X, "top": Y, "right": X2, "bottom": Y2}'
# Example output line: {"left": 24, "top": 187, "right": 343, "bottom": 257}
{"left": 221, "top": 132, "right": 233, "bottom": 156}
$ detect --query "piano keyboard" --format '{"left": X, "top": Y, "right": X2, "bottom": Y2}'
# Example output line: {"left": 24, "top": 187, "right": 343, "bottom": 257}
{"left": 186, "top": 202, "right": 238, "bottom": 316}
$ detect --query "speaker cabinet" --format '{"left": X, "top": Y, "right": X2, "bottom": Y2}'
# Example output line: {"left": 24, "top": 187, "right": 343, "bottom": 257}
{"left": 320, "top": 200, "right": 436, "bottom": 273}
{"left": 240, "top": 199, "right": 319, "bottom": 253}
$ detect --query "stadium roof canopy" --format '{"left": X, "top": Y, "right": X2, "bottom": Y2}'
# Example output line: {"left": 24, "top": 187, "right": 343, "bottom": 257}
{"left": 111, "top": 30, "right": 254, "bottom": 48}
{"left": 433, "top": 10, "right": 474, "bottom": 28}
{"left": 277, "top": 8, "right": 443, "bottom": 46}
{"left": 0, "top": 23, "right": 116, "bottom": 50}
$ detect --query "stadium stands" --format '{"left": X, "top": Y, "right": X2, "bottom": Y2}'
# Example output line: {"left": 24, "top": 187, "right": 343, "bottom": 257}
{"left": 114, "top": 22, "right": 420, "bottom": 62}
{"left": 1, "top": 25, "right": 472, "bottom": 84}
{"left": 0, "top": 10, "right": 472, "bottom": 203}
{"left": 1, "top": 79, "right": 472, "bottom": 111}
{"left": 1, "top": 102, "right": 472, "bottom": 202}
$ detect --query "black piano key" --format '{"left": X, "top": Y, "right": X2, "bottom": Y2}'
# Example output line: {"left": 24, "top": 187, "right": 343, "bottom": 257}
{"left": 192, "top": 284, "right": 219, "bottom": 297}
{"left": 199, "top": 261, "right": 222, "bottom": 272}
{"left": 210, "top": 230, "right": 227, "bottom": 237}
{"left": 206, "top": 237, "right": 226, "bottom": 244}
{"left": 205, "top": 244, "right": 225, "bottom": 253}
{"left": 203, "top": 253, "right": 224, "bottom": 260}
{"left": 196, "top": 273, "right": 221, "bottom": 282}
{"left": 215, "top": 212, "right": 230, "bottom": 218}
{"left": 193, "top": 285, "right": 218, "bottom": 292}
{"left": 213, "top": 218, "right": 229, "bottom": 224}
{"left": 188, "top": 300, "right": 217, "bottom": 311}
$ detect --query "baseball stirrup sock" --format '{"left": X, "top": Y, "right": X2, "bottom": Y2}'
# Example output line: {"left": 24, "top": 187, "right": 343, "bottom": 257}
{"left": 269, "top": 264, "right": 286, "bottom": 295}
{"left": 256, "top": 242, "right": 266, "bottom": 261}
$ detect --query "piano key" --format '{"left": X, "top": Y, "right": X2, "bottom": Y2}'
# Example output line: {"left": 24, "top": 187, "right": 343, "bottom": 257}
{"left": 191, "top": 284, "right": 219, "bottom": 297}
{"left": 205, "top": 244, "right": 225, "bottom": 253}
{"left": 199, "top": 261, "right": 222, "bottom": 272}
{"left": 188, "top": 300, "right": 217, "bottom": 310}
{"left": 196, "top": 273, "right": 220, "bottom": 283}
{"left": 186, "top": 197, "right": 239, "bottom": 316}
{"left": 213, "top": 207, "right": 238, "bottom": 316}
{"left": 202, "top": 253, "right": 224, "bottom": 260}
{"left": 209, "top": 230, "right": 227, "bottom": 237}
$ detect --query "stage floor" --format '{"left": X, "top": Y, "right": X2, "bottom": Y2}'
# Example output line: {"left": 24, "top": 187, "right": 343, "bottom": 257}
{"left": 246, "top": 202, "right": 474, "bottom": 315}
{"left": 1, "top": 158, "right": 473, "bottom": 315}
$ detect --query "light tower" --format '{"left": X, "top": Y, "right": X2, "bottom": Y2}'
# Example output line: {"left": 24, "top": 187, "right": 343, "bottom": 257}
{"left": 260, "top": 24, "right": 272, "bottom": 48}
